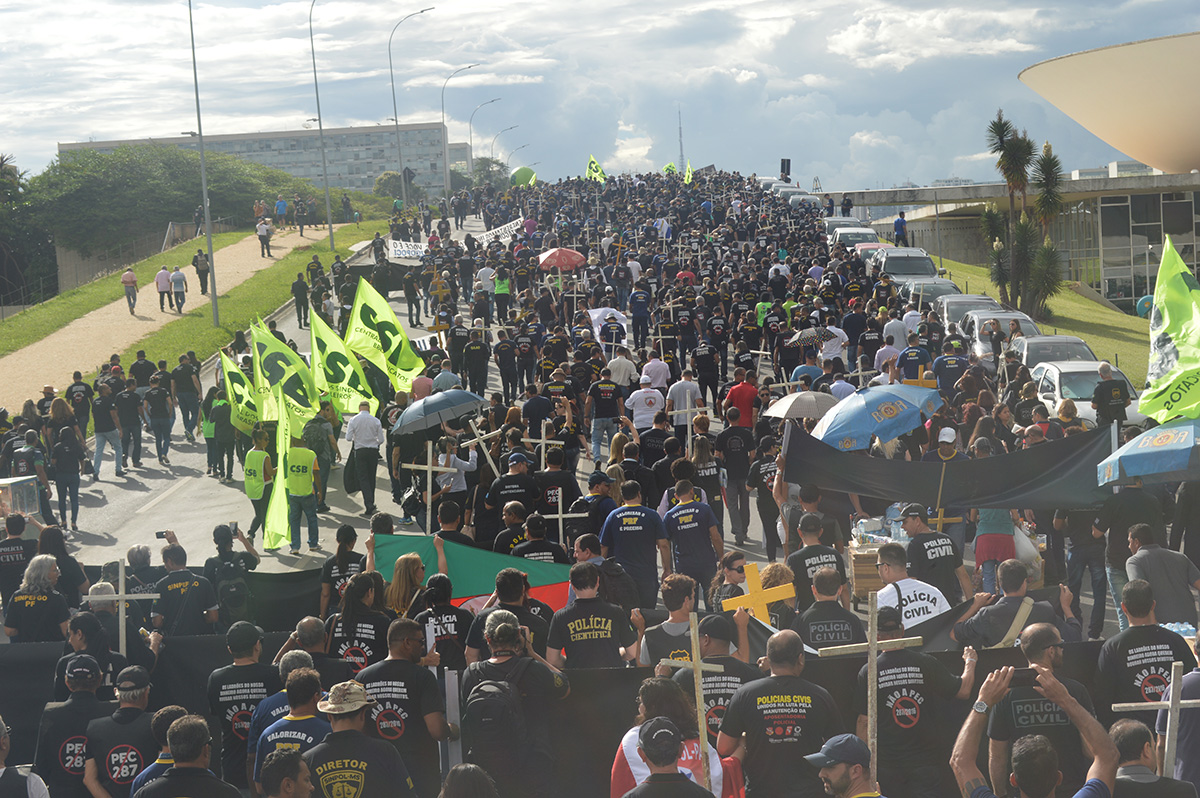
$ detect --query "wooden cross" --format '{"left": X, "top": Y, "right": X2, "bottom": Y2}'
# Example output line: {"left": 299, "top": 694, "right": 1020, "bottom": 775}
{"left": 930, "top": 462, "right": 963, "bottom": 533}
{"left": 1112, "top": 660, "right": 1200, "bottom": 777}
{"left": 400, "top": 440, "right": 460, "bottom": 514}
{"left": 721, "top": 562, "right": 796, "bottom": 621}
{"left": 96, "top": 560, "right": 160, "bottom": 658}
{"left": 522, "top": 434, "right": 560, "bottom": 472}
{"left": 464, "top": 419, "right": 503, "bottom": 478}
{"left": 818, "top": 591, "right": 924, "bottom": 783}
{"left": 655, "top": 611, "right": 725, "bottom": 793}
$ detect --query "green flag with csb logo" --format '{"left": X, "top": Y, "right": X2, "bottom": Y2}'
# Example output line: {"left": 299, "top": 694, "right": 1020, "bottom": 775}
{"left": 310, "top": 311, "right": 377, "bottom": 416}
{"left": 250, "top": 322, "right": 321, "bottom": 428}
{"left": 263, "top": 384, "right": 291, "bottom": 551}
{"left": 585, "top": 154, "right": 606, "bottom": 183}
{"left": 684, "top": 160, "right": 693, "bottom": 184}
{"left": 1138, "top": 236, "right": 1200, "bottom": 422}
{"left": 219, "top": 351, "right": 259, "bottom": 433}
{"left": 662, "top": 163, "right": 677, "bottom": 175}
{"left": 342, "top": 279, "right": 424, "bottom": 392}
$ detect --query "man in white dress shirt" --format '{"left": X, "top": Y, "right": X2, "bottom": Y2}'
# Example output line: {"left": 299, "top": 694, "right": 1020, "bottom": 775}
{"left": 344, "top": 401, "right": 386, "bottom": 516}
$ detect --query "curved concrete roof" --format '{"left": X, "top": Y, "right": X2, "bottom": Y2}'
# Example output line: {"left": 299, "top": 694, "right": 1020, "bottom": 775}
{"left": 1019, "top": 32, "right": 1200, "bottom": 175}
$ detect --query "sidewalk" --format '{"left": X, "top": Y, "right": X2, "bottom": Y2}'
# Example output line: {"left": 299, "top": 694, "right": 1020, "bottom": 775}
{"left": 0, "top": 225, "right": 357, "bottom": 413}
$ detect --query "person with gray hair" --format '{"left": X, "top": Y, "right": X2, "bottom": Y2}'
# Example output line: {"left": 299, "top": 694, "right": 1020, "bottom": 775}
{"left": 1093, "top": 360, "right": 1132, "bottom": 426}
{"left": 246, "top": 648, "right": 315, "bottom": 775}
{"left": 3, "top": 554, "right": 69, "bottom": 642}
{"left": 85, "top": 582, "right": 162, "bottom": 671}
{"left": 0, "top": 711, "right": 52, "bottom": 798}
{"left": 272, "top": 615, "right": 353, "bottom": 689}
{"left": 132, "top": 715, "right": 240, "bottom": 797}
{"left": 83, "top": 666, "right": 156, "bottom": 798}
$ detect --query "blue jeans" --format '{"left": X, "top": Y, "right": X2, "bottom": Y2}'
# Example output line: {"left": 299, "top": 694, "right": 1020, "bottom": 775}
{"left": 1107, "top": 564, "right": 1130, "bottom": 632}
{"left": 177, "top": 392, "right": 200, "bottom": 433}
{"left": 591, "top": 417, "right": 619, "bottom": 462}
{"left": 150, "top": 417, "right": 173, "bottom": 459}
{"left": 288, "top": 493, "right": 319, "bottom": 550}
{"left": 980, "top": 559, "right": 1000, "bottom": 594}
{"left": 943, "top": 521, "right": 966, "bottom": 563}
{"left": 1067, "top": 545, "right": 1107, "bottom": 639}
{"left": 93, "top": 430, "right": 123, "bottom": 476}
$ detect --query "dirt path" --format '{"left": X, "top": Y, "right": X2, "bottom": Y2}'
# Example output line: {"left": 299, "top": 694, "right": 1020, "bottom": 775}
{"left": 0, "top": 224, "right": 364, "bottom": 412}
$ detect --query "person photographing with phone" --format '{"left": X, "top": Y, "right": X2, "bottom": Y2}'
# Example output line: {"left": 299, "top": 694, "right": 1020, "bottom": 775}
{"left": 202, "top": 523, "right": 260, "bottom": 632}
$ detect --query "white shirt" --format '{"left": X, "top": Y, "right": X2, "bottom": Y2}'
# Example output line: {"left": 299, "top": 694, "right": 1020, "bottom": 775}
{"left": 666, "top": 380, "right": 703, "bottom": 424}
{"left": 256, "top": 222, "right": 271, "bottom": 237}
{"left": 0, "top": 768, "right": 50, "bottom": 798}
{"left": 435, "top": 449, "right": 478, "bottom": 493}
{"left": 607, "top": 356, "right": 639, "bottom": 386}
{"left": 821, "top": 326, "right": 849, "bottom": 360}
{"left": 768, "top": 263, "right": 790, "bottom": 278}
{"left": 883, "top": 319, "right": 909, "bottom": 348}
{"left": 477, "top": 266, "right": 496, "bottom": 292}
{"left": 641, "top": 360, "right": 672, "bottom": 390}
{"left": 874, "top": 344, "right": 900, "bottom": 373}
{"left": 877, "top": 577, "right": 952, "bottom": 626}
{"left": 830, "top": 379, "right": 855, "bottom": 400}
{"left": 344, "top": 410, "right": 385, "bottom": 449}
{"left": 626, "top": 258, "right": 642, "bottom": 282}
{"left": 903, "top": 310, "right": 922, "bottom": 334}
{"left": 625, "top": 388, "right": 664, "bottom": 429}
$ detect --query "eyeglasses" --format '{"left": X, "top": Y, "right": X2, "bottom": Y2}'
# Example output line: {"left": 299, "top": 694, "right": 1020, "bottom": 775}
{"left": 1047, "top": 642, "right": 1065, "bottom": 649}
{"left": 728, "top": 565, "right": 745, "bottom": 573}
{"left": 874, "top": 562, "right": 887, "bottom": 570}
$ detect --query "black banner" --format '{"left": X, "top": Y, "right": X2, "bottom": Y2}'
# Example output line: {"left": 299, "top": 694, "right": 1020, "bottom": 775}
{"left": 783, "top": 425, "right": 1112, "bottom": 510}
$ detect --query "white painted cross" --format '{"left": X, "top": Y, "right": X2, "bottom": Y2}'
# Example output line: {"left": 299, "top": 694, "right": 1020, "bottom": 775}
{"left": 817, "top": 591, "right": 923, "bottom": 783}
{"left": 655, "top": 611, "right": 725, "bottom": 793}
{"left": 95, "top": 560, "right": 160, "bottom": 659}
{"left": 401, "top": 440, "right": 460, "bottom": 510}
{"left": 522, "top": 434, "right": 560, "bottom": 472}
{"left": 666, "top": 405, "right": 710, "bottom": 457}
{"left": 1112, "top": 660, "right": 1199, "bottom": 777}
{"left": 464, "top": 419, "right": 503, "bottom": 477}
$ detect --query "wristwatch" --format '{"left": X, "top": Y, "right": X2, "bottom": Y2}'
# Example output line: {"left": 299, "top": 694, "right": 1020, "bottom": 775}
{"left": 972, "top": 699, "right": 990, "bottom": 715}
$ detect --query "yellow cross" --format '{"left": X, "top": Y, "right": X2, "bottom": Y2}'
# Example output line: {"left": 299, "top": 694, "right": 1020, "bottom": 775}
{"left": 429, "top": 278, "right": 453, "bottom": 305}
{"left": 721, "top": 562, "right": 796, "bottom": 620}
{"left": 930, "top": 507, "right": 964, "bottom": 533}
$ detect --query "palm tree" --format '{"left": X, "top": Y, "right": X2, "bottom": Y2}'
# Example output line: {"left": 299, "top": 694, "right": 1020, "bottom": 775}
{"left": 1031, "top": 141, "right": 1065, "bottom": 236}
{"left": 986, "top": 110, "right": 1018, "bottom": 245}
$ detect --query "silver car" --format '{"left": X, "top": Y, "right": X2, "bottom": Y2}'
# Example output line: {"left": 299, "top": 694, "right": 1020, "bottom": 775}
{"left": 1031, "top": 361, "right": 1147, "bottom": 429}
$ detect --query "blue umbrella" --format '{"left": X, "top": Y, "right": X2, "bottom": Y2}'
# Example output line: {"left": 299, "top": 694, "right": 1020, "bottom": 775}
{"left": 810, "top": 383, "right": 943, "bottom": 451}
{"left": 391, "top": 389, "right": 488, "bottom": 435}
{"left": 1098, "top": 417, "right": 1200, "bottom": 486}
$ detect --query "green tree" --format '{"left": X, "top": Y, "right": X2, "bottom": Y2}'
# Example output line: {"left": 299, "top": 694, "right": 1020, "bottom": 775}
{"left": 374, "top": 170, "right": 405, "bottom": 197}
{"left": 1025, "top": 238, "right": 1065, "bottom": 318}
{"left": 1031, "top": 141, "right": 1065, "bottom": 236}
{"left": 0, "top": 154, "right": 57, "bottom": 302}
{"left": 470, "top": 157, "right": 508, "bottom": 192}
{"left": 980, "top": 203, "right": 1010, "bottom": 305}
{"left": 449, "top": 169, "right": 472, "bottom": 192}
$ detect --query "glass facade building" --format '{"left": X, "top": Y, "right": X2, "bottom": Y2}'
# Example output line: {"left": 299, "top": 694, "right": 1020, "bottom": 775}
{"left": 60, "top": 124, "right": 457, "bottom": 195}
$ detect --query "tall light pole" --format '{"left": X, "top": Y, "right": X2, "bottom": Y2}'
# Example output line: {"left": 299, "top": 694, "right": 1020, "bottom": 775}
{"left": 308, "top": 0, "right": 336, "bottom": 253}
{"left": 468, "top": 97, "right": 500, "bottom": 175}
{"left": 440, "top": 63, "right": 478, "bottom": 198}
{"left": 185, "top": 0, "right": 218, "bottom": 326}
{"left": 506, "top": 143, "right": 529, "bottom": 170}
{"left": 388, "top": 6, "right": 433, "bottom": 211}
{"left": 490, "top": 125, "right": 517, "bottom": 159}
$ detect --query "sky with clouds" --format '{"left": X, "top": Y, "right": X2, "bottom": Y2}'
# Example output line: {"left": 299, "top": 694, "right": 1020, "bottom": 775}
{"left": 2, "top": 0, "right": 1195, "bottom": 190}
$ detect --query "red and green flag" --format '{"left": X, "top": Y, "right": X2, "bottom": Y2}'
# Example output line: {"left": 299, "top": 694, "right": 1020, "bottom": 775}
{"left": 372, "top": 535, "right": 571, "bottom": 611}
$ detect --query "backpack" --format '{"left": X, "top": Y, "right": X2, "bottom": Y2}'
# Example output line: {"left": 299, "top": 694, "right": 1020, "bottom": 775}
{"left": 597, "top": 558, "right": 640, "bottom": 614}
{"left": 215, "top": 557, "right": 251, "bottom": 624}
{"left": 463, "top": 657, "right": 532, "bottom": 773}
{"left": 565, "top": 495, "right": 604, "bottom": 543}
{"left": 301, "top": 417, "right": 330, "bottom": 460}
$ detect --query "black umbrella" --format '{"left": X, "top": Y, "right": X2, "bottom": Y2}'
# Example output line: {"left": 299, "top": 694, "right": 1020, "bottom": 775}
{"left": 390, "top": 389, "right": 488, "bottom": 434}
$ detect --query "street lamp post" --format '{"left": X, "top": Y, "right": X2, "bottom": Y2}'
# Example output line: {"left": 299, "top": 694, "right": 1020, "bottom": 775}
{"left": 308, "top": 0, "right": 336, "bottom": 253}
{"left": 388, "top": 6, "right": 433, "bottom": 212}
{"left": 185, "top": 0, "right": 218, "bottom": 327}
{"left": 490, "top": 125, "right": 517, "bottom": 160}
{"left": 440, "top": 63, "right": 479, "bottom": 198}
{"left": 468, "top": 97, "right": 500, "bottom": 175}
{"left": 506, "top": 143, "right": 529, "bottom": 170}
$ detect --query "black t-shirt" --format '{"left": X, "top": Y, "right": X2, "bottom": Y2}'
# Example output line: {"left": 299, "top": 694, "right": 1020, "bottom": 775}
{"left": 53, "top": 648, "right": 128, "bottom": 702}
{"left": 65, "top": 382, "right": 95, "bottom": 414}
{"left": 355, "top": 657, "right": 445, "bottom": 798}
{"left": 320, "top": 552, "right": 366, "bottom": 615}
{"left": 127, "top": 360, "right": 156, "bottom": 388}
{"left": 719, "top": 674, "right": 844, "bottom": 798}
{"left": 326, "top": 610, "right": 393, "bottom": 673}
{"left": 1095, "top": 624, "right": 1197, "bottom": 727}
{"left": 905, "top": 531, "right": 965, "bottom": 605}
{"left": 988, "top": 677, "right": 1095, "bottom": 797}
{"left": 1055, "top": 509, "right": 1104, "bottom": 551}
{"left": 412, "top": 603, "right": 474, "bottom": 672}
{"left": 34, "top": 692, "right": 118, "bottom": 798}
{"left": 673, "top": 654, "right": 765, "bottom": 744}
{"left": 546, "top": 596, "right": 636, "bottom": 669}
{"left": 512, "top": 538, "right": 571, "bottom": 563}
{"left": 1095, "top": 487, "right": 1164, "bottom": 567}
{"left": 491, "top": 523, "right": 527, "bottom": 555}
{"left": 715, "top": 426, "right": 755, "bottom": 480}
{"left": 206, "top": 661, "right": 282, "bottom": 787}
{"left": 588, "top": 379, "right": 622, "bottom": 418}
{"left": 853, "top": 648, "right": 962, "bottom": 767}
{"left": 85, "top": 707, "right": 156, "bottom": 798}
{"left": 129, "top": 766, "right": 241, "bottom": 798}
{"left": 4, "top": 588, "right": 69, "bottom": 642}
{"left": 640, "top": 429, "right": 671, "bottom": 467}
{"left": 171, "top": 363, "right": 199, "bottom": 395}
{"left": 305, "top": 729, "right": 416, "bottom": 798}
{"left": 461, "top": 654, "right": 570, "bottom": 760}
{"left": 113, "top": 390, "right": 143, "bottom": 428}
{"left": 535, "top": 469, "right": 582, "bottom": 523}
{"left": 92, "top": 396, "right": 118, "bottom": 433}
{"left": 1092, "top": 378, "right": 1130, "bottom": 422}
{"left": 484, "top": 474, "right": 540, "bottom": 514}
{"left": 143, "top": 387, "right": 172, "bottom": 419}
{"left": 151, "top": 569, "right": 218, "bottom": 636}
{"left": 0, "top": 537, "right": 34, "bottom": 605}
{"left": 791, "top": 600, "right": 867, "bottom": 650}
{"left": 785, "top": 544, "right": 846, "bottom": 614}
{"left": 465, "top": 604, "right": 549, "bottom": 660}
{"left": 53, "top": 438, "right": 83, "bottom": 476}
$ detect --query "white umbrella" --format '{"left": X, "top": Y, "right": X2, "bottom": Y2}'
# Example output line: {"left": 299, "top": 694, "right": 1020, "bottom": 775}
{"left": 763, "top": 390, "right": 839, "bottom": 420}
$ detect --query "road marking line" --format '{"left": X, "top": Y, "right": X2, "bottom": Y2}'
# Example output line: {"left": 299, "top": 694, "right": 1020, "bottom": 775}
{"left": 136, "top": 478, "right": 190, "bottom": 514}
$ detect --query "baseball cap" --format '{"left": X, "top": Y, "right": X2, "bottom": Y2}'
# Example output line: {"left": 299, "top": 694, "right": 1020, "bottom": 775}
{"left": 798, "top": 512, "right": 823, "bottom": 534}
{"left": 639, "top": 375, "right": 652, "bottom": 384}
{"left": 66, "top": 654, "right": 101, "bottom": 681}
{"left": 588, "top": 471, "right": 615, "bottom": 486}
{"left": 938, "top": 427, "right": 957, "bottom": 444}
{"left": 877, "top": 605, "right": 904, "bottom": 632}
{"left": 804, "top": 733, "right": 872, "bottom": 769}
{"left": 697, "top": 614, "right": 734, "bottom": 642}
{"left": 317, "top": 680, "right": 377, "bottom": 715}
{"left": 638, "top": 716, "right": 683, "bottom": 761}
{"left": 508, "top": 452, "right": 530, "bottom": 466}
{"left": 226, "top": 621, "right": 264, "bottom": 651}
{"left": 900, "top": 503, "right": 928, "bottom": 522}
{"left": 115, "top": 665, "right": 151, "bottom": 691}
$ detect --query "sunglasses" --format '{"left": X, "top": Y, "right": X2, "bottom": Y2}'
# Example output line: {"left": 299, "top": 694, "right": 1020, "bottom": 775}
{"left": 728, "top": 564, "right": 745, "bottom": 573}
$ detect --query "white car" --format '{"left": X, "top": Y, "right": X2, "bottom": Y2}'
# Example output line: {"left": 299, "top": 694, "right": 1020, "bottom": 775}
{"left": 1030, "top": 361, "right": 1147, "bottom": 429}
{"left": 960, "top": 310, "right": 1041, "bottom": 374}
{"left": 831, "top": 227, "right": 879, "bottom": 249}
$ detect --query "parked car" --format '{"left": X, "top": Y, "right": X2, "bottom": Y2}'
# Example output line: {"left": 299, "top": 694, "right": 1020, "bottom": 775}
{"left": 790, "top": 193, "right": 825, "bottom": 209}
{"left": 823, "top": 217, "right": 870, "bottom": 236}
{"left": 1030, "top": 361, "right": 1147, "bottom": 429}
{"left": 897, "top": 278, "right": 962, "bottom": 310}
{"left": 854, "top": 242, "right": 894, "bottom": 260}
{"left": 960, "top": 309, "right": 1042, "bottom": 373}
{"left": 875, "top": 247, "right": 944, "bottom": 280}
{"left": 831, "top": 227, "right": 880, "bottom": 249}
{"left": 933, "top": 294, "right": 1002, "bottom": 329}
{"left": 1007, "top": 335, "right": 1097, "bottom": 371}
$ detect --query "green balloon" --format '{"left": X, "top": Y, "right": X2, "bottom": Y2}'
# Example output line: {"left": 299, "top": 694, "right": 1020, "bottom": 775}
{"left": 510, "top": 166, "right": 535, "bottom": 186}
